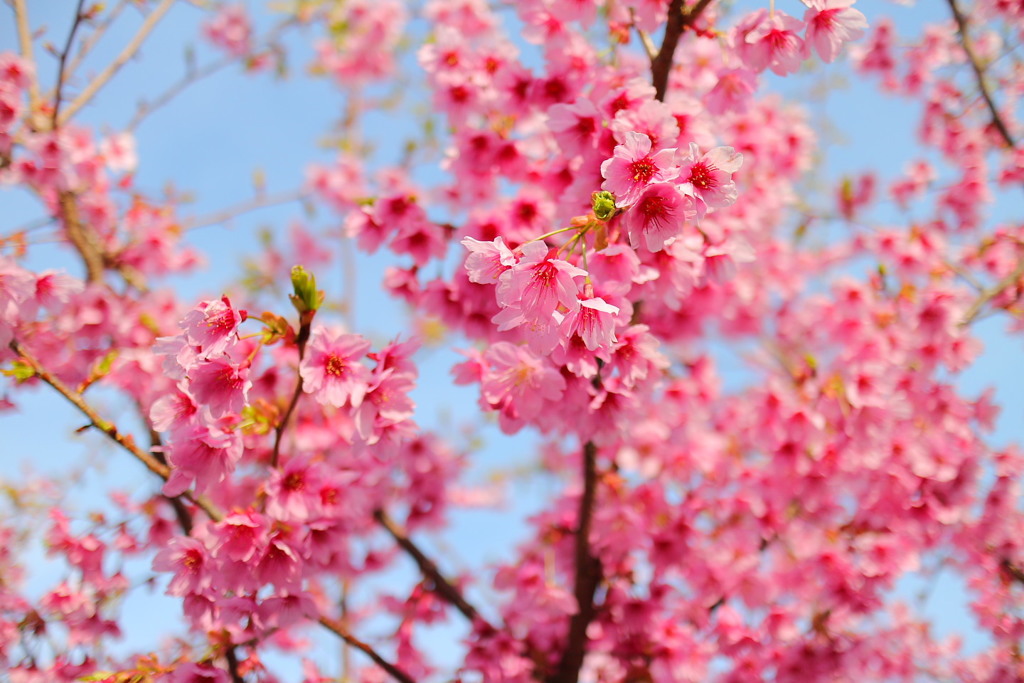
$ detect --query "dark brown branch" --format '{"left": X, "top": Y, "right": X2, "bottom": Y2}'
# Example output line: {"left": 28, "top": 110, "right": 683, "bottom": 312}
{"left": 373, "top": 509, "right": 486, "bottom": 625}
{"left": 318, "top": 615, "right": 416, "bottom": 683}
{"left": 270, "top": 318, "right": 311, "bottom": 469}
{"left": 650, "top": 0, "right": 715, "bottom": 102}
{"left": 52, "top": 0, "right": 88, "bottom": 129}
{"left": 946, "top": 0, "right": 1016, "bottom": 148}
{"left": 224, "top": 646, "right": 245, "bottom": 683}
{"left": 546, "top": 441, "right": 602, "bottom": 683}
{"left": 1002, "top": 558, "right": 1024, "bottom": 585}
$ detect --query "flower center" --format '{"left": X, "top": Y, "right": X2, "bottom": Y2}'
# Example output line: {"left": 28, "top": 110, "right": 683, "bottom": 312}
{"left": 325, "top": 354, "right": 347, "bottom": 377}
{"left": 639, "top": 195, "right": 666, "bottom": 218}
{"left": 630, "top": 158, "right": 657, "bottom": 183}
{"left": 689, "top": 162, "right": 717, "bottom": 190}
{"left": 284, "top": 472, "right": 305, "bottom": 491}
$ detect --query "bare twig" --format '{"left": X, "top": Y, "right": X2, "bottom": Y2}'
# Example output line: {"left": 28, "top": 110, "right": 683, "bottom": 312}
{"left": 11, "top": 0, "right": 43, "bottom": 127}
{"left": 946, "top": 0, "right": 1016, "bottom": 148}
{"left": 126, "top": 55, "right": 233, "bottom": 132}
{"left": 650, "top": 0, "right": 715, "bottom": 102}
{"left": 8, "top": 339, "right": 223, "bottom": 522}
{"left": 57, "top": 0, "right": 175, "bottom": 126}
{"left": 546, "top": 441, "right": 602, "bottom": 683}
{"left": 374, "top": 509, "right": 486, "bottom": 625}
{"left": 52, "top": 0, "right": 89, "bottom": 128}
{"left": 64, "top": 0, "right": 130, "bottom": 82}
{"left": 181, "top": 189, "right": 308, "bottom": 232}
{"left": 636, "top": 29, "right": 657, "bottom": 63}
{"left": 960, "top": 259, "right": 1024, "bottom": 325}
{"left": 269, "top": 317, "right": 311, "bottom": 469}
{"left": 318, "top": 615, "right": 416, "bottom": 683}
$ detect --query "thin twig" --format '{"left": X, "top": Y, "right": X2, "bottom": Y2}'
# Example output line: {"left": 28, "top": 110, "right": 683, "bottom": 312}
{"left": 8, "top": 339, "right": 223, "bottom": 522}
{"left": 945, "top": 0, "right": 1016, "bottom": 148}
{"left": 960, "top": 259, "right": 1024, "bottom": 325}
{"left": 269, "top": 317, "right": 311, "bottom": 469}
{"left": 373, "top": 509, "right": 482, "bottom": 623}
{"left": 636, "top": 28, "right": 657, "bottom": 63}
{"left": 57, "top": 0, "right": 175, "bottom": 126}
{"left": 64, "top": 0, "right": 130, "bottom": 83}
{"left": 546, "top": 441, "right": 602, "bottom": 683}
{"left": 318, "top": 615, "right": 416, "bottom": 683}
{"left": 126, "top": 55, "right": 233, "bottom": 132}
{"left": 181, "top": 189, "right": 308, "bottom": 232}
{"left": 52, "top": 0, "right": 89, "bottom": 129}
{"left": 11, "top": 0, "right": 43, "bottom": 128}
{"left": 373, "top": 509, "right": 485, "bottom": 625}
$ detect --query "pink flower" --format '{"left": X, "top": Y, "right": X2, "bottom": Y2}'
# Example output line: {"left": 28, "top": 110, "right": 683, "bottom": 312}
{"left": 150, "top": 388, "right": 199, "bottom": 434}
{"left": 547, "top": 98, "right": 603, "bottom": 156}
{"left": 182, "top": 296, "right": 246, "bottom": 358}
{"left": 560, "top": 295, "right": 619, "bottom": 351}
{"left": 620, "top": 182, "right": 691, "bottom": 252}
{"left": 677, "top": 143, "right": 743, "bottom": 220}
{"left": 500, "top": 242, "right": 587, "bottom": 323}
{"left": 153, "top": 537, "right": 212, "bottom": 597}
{"left": 476, "top": 342, "right": 566, "bottom": 434}
{"left": 300, "top": 327, "right": 372, "bottom": 408}
{"left": 600, "top": 131, "right": 678, "bottom": 207}
{"left": 187, "top": 358, "right": 251, "bottom": 417}
{"left": 163, "top": 419, "right": 243, "bottom": 496}
{"left": 169, "top": 661, "right": 229, "bottom": 683}
{"left": 203, "top": 5, "right": 252, "bottom": 58}
{"left": 745, "top": 11, "right": 807, "bottom": 75}
{"left": 803, "top": 0, "right": 868, "bottom": 63}
{"left": 705, "top": 68, "right": 757, "bottom": 115}
{"left": 462, "top": 236, "right": 516, "bottom": 284}
{"left": 265, "top": 458, "right": 321, "bottom": 521}
{"left": 353, "top": 367, "right": 417, "bottom": 444}
{"left": 213, "top": 511, "right": 266, "bottom": 563}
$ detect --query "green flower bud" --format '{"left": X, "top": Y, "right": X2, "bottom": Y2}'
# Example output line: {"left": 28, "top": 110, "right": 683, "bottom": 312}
{"left": 290, "top": 265, "right": 323, "bottom": 315}
{"left": 591, "top": 190, "right": 617, "bottom": 221}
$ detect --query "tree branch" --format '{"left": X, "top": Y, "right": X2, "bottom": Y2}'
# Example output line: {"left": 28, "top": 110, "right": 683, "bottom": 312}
{"left": 126, "top": 55, "right": 233, "bottom": 133}
{"left": 960, "top": 258, "right": 1024, "bottom": 325}
{"left": 373, "top": 509, "right": 486, "bottom": 625}
{"left": 318, "top": 615, "right": 417, "bottom": 683}
{"left": 180, "top": 189, "right": 308, "bottom": 232}
{"left": 945, "top": 0, "right": 1016, "bottom": 148}
{"left": 1001, "top": 558, "right": 1024, "bottom": 585}
{"left": 270, "top": 316, "right": 311, "bottom": 469}
{"left": 57, "top": 0, "right": 175, "bottom": 126}
{"left": 52, "top": 0, "right": 89, "bottom": 129}
{"left": 64, "top": 0, "right": 130, "bottom": 84}
{"left": 650, "top": 0, "right": 714, "bottom": 102}
{"left": 11, "top": 0, "right": 43, "bottom": 128}
{"left": 8, "top": 338, "right": 224, "bottom": 522}
{"left": 546, "top": 441, "right": 602, "bottom": 683}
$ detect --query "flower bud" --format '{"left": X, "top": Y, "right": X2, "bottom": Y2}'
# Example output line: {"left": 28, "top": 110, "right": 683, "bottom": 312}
{"left": 290, "top": 265, "right": 323, "bottom": 315}
{"left": 591, "top": 190, "right": 617, "bottom": 221}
